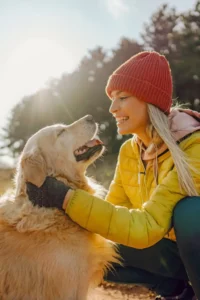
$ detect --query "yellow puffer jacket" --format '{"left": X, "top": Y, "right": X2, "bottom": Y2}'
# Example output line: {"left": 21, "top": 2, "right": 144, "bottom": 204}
{"left": 66, "top": 131, "right": 200, "bottom": 249}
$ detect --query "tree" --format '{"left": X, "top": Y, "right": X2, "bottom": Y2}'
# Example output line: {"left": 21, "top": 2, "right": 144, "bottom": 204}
{"left": 141, "top": 4, "right": 178, "bottom": 55}
{"left": 172, "top": 1, "right": 200, "bottom": 107}
{"left": 141, "top": 1, "right": 200, "bottom": 107}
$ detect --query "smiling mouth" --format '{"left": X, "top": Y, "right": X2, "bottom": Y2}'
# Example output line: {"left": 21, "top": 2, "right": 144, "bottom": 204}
{"left": 74, "top": 139, "right": 104, "bottom": 161}
{"left": 116, "top": 117, "right": 129, "bottom": 125}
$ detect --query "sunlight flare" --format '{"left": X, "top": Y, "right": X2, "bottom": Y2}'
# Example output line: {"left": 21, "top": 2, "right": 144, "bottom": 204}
{"left": 2, "top": 38, "right": 75, "bottom": 105}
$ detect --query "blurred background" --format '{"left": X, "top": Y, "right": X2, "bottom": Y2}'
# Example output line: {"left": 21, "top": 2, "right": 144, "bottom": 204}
{"left": 0, "top": 0, "right": 199, "bottom": 193}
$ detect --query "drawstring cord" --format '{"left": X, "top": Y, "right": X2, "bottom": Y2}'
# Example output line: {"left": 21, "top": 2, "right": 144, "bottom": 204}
{"left": 153, "top": 145, "right": 158, "bottom": 186}
{"left": 138, "top": 142, "right": 149, "bottom": 204}
{"left": 138, "top": 143, "right": 143, "bottom": 203}
{"left": 138, "top": 142, "right": 142, "bottom": 185}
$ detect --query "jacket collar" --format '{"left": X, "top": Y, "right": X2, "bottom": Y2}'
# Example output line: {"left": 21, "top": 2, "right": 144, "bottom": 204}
{"left": 132, "top": 109, "right": 200, "bottom": 161}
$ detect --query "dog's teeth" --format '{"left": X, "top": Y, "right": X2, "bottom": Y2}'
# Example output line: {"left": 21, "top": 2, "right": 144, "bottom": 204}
{"left": 75, "top": 146, "right": 89, "bottom": 156}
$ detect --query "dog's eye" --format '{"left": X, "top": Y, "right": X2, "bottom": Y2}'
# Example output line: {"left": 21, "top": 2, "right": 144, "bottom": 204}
{"left": 57, "top": 129, "right": 66, "bottom": 137}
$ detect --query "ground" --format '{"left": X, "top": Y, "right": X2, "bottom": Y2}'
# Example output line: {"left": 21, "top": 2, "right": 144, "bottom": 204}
{"left": 90, "top": 284, "right": 155, "bottom": 299}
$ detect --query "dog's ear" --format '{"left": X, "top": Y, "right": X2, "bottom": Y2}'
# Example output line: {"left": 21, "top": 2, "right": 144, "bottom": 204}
{"left": 21, "top": 150, "right": 47, "bottom": 187}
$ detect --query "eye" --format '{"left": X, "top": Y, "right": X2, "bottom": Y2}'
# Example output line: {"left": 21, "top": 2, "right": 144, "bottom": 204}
{"left": 119, "top": 96, "right": 129, "bottom": 101}
{"left": 57, "top": 128, "right": 66, "bottom": 137}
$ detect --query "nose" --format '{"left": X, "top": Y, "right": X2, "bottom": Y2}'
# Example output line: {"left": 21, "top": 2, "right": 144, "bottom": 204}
{"left": 85, "top": 115, "right": 94, "bottom": 123}
{"left": 109, "top": 99, "right": 118, "bottom": 114}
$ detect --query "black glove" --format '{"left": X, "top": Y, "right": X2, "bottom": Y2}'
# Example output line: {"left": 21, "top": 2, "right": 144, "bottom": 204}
{"left": 26, "top": 176, "right": 71, "bottom": 210}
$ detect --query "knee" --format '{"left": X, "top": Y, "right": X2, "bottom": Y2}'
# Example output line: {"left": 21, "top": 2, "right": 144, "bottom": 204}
{"left": 173, "top": 196, "right": 200, "bottom": 247}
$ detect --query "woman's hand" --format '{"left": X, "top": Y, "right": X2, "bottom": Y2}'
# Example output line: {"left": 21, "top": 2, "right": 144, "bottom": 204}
{"left": 26, "top": 176, "right": 72, "bottom": 210}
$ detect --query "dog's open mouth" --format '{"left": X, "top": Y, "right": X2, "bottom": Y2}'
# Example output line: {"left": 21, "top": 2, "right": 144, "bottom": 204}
{"left": 74, "top": 138, "right": 104, "bottom": 161}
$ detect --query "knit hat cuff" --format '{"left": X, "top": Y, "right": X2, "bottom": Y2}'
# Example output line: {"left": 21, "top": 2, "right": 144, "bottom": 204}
{"left": 106, "top": 74, "right": 172, "bottom": 114}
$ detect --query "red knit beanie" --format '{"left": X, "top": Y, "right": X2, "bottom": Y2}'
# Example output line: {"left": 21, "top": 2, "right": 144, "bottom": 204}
{"left": 105, "top": 51, "right": 173, "bottom": 114}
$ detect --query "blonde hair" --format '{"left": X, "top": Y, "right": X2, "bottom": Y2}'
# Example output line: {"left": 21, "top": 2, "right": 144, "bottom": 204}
{"left": 146, "top": 103, "right": 198, "bottom": 196}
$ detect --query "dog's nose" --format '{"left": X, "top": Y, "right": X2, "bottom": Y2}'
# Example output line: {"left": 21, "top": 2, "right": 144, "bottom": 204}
{"left": 86, "top": 115, "right": 94, "bottom": 123}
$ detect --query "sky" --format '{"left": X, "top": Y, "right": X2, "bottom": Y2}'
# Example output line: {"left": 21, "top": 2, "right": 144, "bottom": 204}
{"left": 0, "top": 0, "right": 197, "bottom": 166}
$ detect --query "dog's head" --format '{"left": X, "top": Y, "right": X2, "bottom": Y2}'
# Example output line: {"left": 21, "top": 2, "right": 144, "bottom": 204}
{"left": 16, "top": 115, "right": 105, "bottom": 196}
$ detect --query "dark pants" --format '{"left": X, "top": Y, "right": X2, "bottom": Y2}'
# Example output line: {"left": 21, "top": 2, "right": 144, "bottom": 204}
{"left": 105, "top": 197, "right": 200, "bottom": 298}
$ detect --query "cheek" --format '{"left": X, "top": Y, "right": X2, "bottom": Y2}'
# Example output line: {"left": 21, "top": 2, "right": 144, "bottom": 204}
{"left": 57, "top": 136, "right": 73, "bottom": 151}
{"left": 55, "top": 140, "right": 74, "bottom": 161}
{"left": 129, "top": 103, "right": 148, "bottom": 123}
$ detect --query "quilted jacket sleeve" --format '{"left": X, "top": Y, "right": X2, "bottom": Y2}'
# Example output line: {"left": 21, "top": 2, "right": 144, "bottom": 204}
{"left": 105, "top": 162, "right": 132, "bottom": 209}
{"left": 66, "top": 140, "right": 200, "bottom": 249}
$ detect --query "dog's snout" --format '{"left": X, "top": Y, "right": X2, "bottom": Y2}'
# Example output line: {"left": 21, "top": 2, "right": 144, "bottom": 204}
{"left": 86, "top": 115, "right": 94, "bottom": 123}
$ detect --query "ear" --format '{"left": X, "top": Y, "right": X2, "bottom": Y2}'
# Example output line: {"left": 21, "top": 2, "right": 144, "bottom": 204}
{"left": 21, "top": 150, "right": 47, "bottom": 187}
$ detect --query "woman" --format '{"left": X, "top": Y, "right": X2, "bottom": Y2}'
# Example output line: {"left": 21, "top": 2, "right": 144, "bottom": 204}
{"left": 27, "top": 51, "right": 200, "bottom": 299}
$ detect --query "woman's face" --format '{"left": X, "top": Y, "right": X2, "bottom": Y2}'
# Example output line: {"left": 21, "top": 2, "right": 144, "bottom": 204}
{"left": 109, "top": 90, "right": 149, "bottom": 135}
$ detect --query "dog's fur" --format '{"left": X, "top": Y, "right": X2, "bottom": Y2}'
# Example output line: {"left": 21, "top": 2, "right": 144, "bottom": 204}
{"left": 0, "top": 116, "right": 119, "bottom": 300}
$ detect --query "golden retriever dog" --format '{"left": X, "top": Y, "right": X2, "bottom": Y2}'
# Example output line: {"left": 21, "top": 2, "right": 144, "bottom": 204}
{"left": 0, "top": 115, "right": 119, "bottom": 300}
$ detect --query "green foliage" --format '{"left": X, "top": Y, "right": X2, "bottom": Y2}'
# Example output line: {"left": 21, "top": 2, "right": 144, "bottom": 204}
{"left": 141, "top": 4, "right": 178, "bottom": 54}
{"left": 172, "top": 1, "right": 200, "bottom": 107}
{"left": 1, "top": 1, "right": 200, "bottom": 159}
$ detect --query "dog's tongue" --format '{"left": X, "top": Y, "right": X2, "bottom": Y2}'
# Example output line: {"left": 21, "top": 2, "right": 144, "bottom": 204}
{"left": 85, "top": 138, "right": 103, "bottom": 148}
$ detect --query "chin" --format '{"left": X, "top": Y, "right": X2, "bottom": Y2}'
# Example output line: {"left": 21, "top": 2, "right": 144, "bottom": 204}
{"left": 117, "top": 127, "right": 132, "bottom": 135}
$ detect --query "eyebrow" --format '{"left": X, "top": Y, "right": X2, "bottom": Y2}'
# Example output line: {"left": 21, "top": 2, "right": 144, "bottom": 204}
{"left": 111, "top": 90, "right": 123, "bottom": 98}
